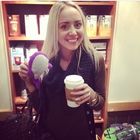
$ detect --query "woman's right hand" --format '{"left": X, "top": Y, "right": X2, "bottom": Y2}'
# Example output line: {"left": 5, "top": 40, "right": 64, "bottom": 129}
{"left": 19, "top": 62, "right": 29, "bottom": 82}
{"left": 19, "top": 62, "right": 35, "bottom": 93}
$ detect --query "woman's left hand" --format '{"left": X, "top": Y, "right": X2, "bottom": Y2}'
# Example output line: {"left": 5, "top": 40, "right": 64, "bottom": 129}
{"left": 71, "top": 83, "right": 94, "bottom": 105}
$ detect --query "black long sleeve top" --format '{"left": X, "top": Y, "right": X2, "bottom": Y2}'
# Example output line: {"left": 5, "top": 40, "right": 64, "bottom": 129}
{"left": 29, "top": 49, "right": 105, "bottom": 140}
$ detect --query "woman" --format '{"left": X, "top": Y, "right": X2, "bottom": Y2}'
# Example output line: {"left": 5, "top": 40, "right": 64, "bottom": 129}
{"left": 19, "top": 1, "right": 105, "bottom": 140}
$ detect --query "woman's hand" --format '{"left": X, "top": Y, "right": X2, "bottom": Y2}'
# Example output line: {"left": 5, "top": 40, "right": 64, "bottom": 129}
{"left": 19, "top": 62, "right": 35, "bottom": 93}
{"left": 65, "top": 83, "right": 96, "bottom": 105}
{"left": 19, "top": 62, "right": 29, "bottom": 82}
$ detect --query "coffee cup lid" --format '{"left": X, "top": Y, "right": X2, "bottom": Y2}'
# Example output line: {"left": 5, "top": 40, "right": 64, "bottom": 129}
{"left": 64, "top": 75, "right": 84, "bottom": 85}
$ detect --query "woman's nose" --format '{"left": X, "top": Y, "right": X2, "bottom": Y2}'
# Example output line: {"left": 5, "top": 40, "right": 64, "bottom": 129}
{"left": 69, "top": 26, "right": 77, "bottom": 35}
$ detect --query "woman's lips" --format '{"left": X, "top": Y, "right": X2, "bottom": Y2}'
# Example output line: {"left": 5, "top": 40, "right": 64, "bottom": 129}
{"left": 67, "top": 39, "right": 78, "bottom": 43}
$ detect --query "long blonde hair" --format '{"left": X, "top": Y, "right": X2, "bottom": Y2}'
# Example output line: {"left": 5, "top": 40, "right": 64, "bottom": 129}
{"left": 42, "top": 1, "right": 97, "bottom": 65}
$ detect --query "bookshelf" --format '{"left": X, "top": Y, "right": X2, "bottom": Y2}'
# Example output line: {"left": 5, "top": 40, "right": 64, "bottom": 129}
{"left": 2, "top": 0, "right": 116, "bottom": 132}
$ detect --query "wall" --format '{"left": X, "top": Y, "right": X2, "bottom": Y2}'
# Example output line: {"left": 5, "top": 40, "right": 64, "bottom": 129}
{"left": 108, "top": 1, "right": 140, "bottom": 111}
{"left": 0, "top": 2, "right": 13, "bottom": 112}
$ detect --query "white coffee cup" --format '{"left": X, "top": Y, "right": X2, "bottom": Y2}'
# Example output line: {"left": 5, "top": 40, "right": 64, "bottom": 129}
{"left": 64, "top": 75, "right": 84, "bottom": 108}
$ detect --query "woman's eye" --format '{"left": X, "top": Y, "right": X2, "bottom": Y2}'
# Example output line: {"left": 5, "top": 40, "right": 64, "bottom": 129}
{"left": 75, "top": 22, "right": 82, "bottom": 29}
{"left": 60, "top": 24, "right": 69, "bottom": 30}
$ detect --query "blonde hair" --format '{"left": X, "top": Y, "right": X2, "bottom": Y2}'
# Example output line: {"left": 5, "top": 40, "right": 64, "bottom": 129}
{"left": 42, "top": 1, "right": 97, "bottom": 63}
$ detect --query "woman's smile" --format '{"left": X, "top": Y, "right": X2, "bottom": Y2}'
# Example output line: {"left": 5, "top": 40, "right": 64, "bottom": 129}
{"left": 66, "top": 37, "right": 78, "bottom": 43}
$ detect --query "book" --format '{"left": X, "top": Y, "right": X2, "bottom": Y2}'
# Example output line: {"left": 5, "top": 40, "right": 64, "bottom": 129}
{"left": 25, "top": 44, "right": 38, "bottom": 62}
{"left": 92, "top": 42, "right": 107, "bottom": 60}
{"left": 10, "top": 43, "right": 25, "bottom": 71}
{"left": 39, "top": 15, "right": 49, "bottom": 39}
{"left": 93, "top": 42, "right": 106, "bottom": 50}
{"left": 8, "top": 15, "right": 21, "bottom": 36}
{"left": 98, "top": 15, "right": 112, "bottom": 36}
{"left": 86, "top": 15, "right": 97, "bottom": 37}
{"left": 24, "top": 15, "right": 38, "bottom": 37}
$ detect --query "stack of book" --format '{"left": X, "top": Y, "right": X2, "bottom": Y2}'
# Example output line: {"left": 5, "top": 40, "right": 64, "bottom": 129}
{"left": 98, "top": 15, "right": 112, "bottom": 36}
{"left": 10, "top": 43, "right": 38, "bottom": 71}
{"left": 39, "top": 15, "right": 49, "bottom": 38}
{"left": 93, "top": 42, "right": 107, "bottom": 60}
{"left": 24, "top": 14, "right": 49, "bottom": 38}
{"left": 25, "top": 44, "right": 38, "bottom": 62}
{"left": 24, "top": 15, "right": 38, "bottom": 37}
{"left": 86, "top": 15, "right": 97, "bottom": 37}
{"left": 7, "top": 14, "right": 111, "bottom": 38}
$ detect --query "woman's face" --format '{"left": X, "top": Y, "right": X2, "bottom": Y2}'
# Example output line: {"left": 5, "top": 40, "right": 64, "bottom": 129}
{"left": 58, "top": 6, "right": 84, "bottom": 52}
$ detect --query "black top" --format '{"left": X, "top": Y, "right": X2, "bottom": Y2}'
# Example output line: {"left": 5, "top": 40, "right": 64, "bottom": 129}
{"left": 29, "top": 49, "right": 105, "bottom": 140}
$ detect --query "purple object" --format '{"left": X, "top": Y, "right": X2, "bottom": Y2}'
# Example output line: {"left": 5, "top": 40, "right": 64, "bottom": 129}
{"left": 28, "top": 51, "right": 52, "bottom": 89}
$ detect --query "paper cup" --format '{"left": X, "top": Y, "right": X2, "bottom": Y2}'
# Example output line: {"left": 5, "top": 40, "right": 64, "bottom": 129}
{"left": 64, "top": 75, "right": 84, "bottom": 107}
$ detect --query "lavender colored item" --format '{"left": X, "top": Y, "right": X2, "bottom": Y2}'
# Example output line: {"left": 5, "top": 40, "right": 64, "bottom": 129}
{"left": 28, "top": 51, "right": 52, "bottom": 89}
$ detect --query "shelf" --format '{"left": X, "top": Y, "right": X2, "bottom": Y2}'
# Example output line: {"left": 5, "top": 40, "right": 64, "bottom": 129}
{"left": 95, "top": 118, "right": 104, "bottom": 124}
{"left": 14, "top": 96, "right": 27, "bottom": 105}
{"left": 8, "top": 35, "right": 111, "bottom": 41}
{"left": 11, "top": 63, "right": 108, "bottom": 73}
{"left": 12, "top": 69, "right": 20, "bottom": 73}
{"left": 89, "top": 36, "right": 111, "bottom": 40}
{"left": 9, "top": 34, "right": 45, "bottom": 41}
{"left": 12, "top": 65, "right": 20, "bottom": 73}
{"left": 3, "top": 1, "right": 115, "bottom": 6}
